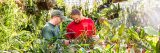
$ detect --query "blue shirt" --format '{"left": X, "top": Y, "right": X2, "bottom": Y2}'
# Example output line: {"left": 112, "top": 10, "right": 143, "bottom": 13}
{"left": 41, "top": 22, "right": 60, "bottom": 42}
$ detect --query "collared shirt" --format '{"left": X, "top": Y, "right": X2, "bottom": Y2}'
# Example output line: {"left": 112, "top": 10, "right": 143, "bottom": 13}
{"left": 66, "top": 18, "right": 96, "bottom": 39}
{"left": 41, "top": 22, "right": 60, "bottom": 42}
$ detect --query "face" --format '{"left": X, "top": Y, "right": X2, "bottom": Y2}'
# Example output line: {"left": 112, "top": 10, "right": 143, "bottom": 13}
{"left": 71, "top": 15, "right": 81, "bottom": 23}
{"left": 54, "top": 16, "right": 62, "bottom": 25}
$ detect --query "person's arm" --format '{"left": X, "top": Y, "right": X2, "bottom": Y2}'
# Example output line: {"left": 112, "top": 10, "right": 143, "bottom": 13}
{"left": 64, "top": 27, "right": 72, "bottom": 45}
{"left": 66, "top": 24, "right": 76, "bottom": 39}
{"left": 41, "top": 27, "right": 56, "bottom": 42}
{"left": 90, "top": 19, "right": 97, "bottom": 35}
{"left": 90, "top": 19, "right": 99, "bottom": 41}
{"left": 93, "top": 22, "right": 97, "bottom": 35}
{"left": 66, "top": 28, "right": 74, "bottom": 39}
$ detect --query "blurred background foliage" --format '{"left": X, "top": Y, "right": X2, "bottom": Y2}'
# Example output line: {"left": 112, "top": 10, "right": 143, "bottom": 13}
{"left": 0, "top": 0, "right": 159, "bottom": 53}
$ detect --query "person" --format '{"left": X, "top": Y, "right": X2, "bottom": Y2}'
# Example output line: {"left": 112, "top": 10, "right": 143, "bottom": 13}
{"left": 64, "top": 9, "right": 97, "bottom": 52}
{"left": 41, "top": 10, "right": 66, "bottom": 52}
{"left": 42, "top": 10, "right": 65, "bottom": 42}
{"left": 66, "top": 9, "right": 97, "bottom": 42}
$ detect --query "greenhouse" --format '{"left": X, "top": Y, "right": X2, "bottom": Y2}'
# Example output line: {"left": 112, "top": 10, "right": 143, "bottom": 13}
{"left": 0, "top": 0, "right": 160, "bottom": 53}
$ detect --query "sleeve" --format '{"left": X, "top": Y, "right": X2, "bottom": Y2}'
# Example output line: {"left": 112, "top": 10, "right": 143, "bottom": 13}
{"left": 41, "top": 27, "right": 55, "bottom": 41}
{"left": 66, "top": 25, "right": 75, "bottom": 39}
{"left": 66, "top": 28, "right": 71, "bottom": 39}
{"left": 90, "top": 19, "right": 97, "bottom": 35}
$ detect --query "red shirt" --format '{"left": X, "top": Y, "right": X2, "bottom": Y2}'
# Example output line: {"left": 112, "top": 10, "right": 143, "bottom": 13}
{"left": 66, "top": 18, "right": 96, "bottom": 39}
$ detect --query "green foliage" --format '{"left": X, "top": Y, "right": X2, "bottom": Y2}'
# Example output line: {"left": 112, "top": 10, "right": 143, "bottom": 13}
{"left": 0, "top": 0, "right": 159, "bottom": 53}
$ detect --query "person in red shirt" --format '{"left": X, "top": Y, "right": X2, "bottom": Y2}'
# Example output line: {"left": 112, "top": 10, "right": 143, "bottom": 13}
{"left": 66, "top": 9, "right": 96, "bottom": 39}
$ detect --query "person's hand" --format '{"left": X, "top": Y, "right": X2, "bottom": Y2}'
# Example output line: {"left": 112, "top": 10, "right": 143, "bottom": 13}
{"left": 64, "top": 40, "right": 70, "bottom": 46}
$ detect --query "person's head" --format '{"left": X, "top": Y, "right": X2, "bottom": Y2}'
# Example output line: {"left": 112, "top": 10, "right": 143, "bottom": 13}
{"left": 70, "top": 9, "right": 81, "bottom": 23}
{"left": 50, "top": 10, "right": 65, "bottom": 25}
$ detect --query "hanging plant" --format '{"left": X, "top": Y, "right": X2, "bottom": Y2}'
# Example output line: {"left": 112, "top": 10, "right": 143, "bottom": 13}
{"left": 36, "top": 0, "right": 56, "bottom": 10}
